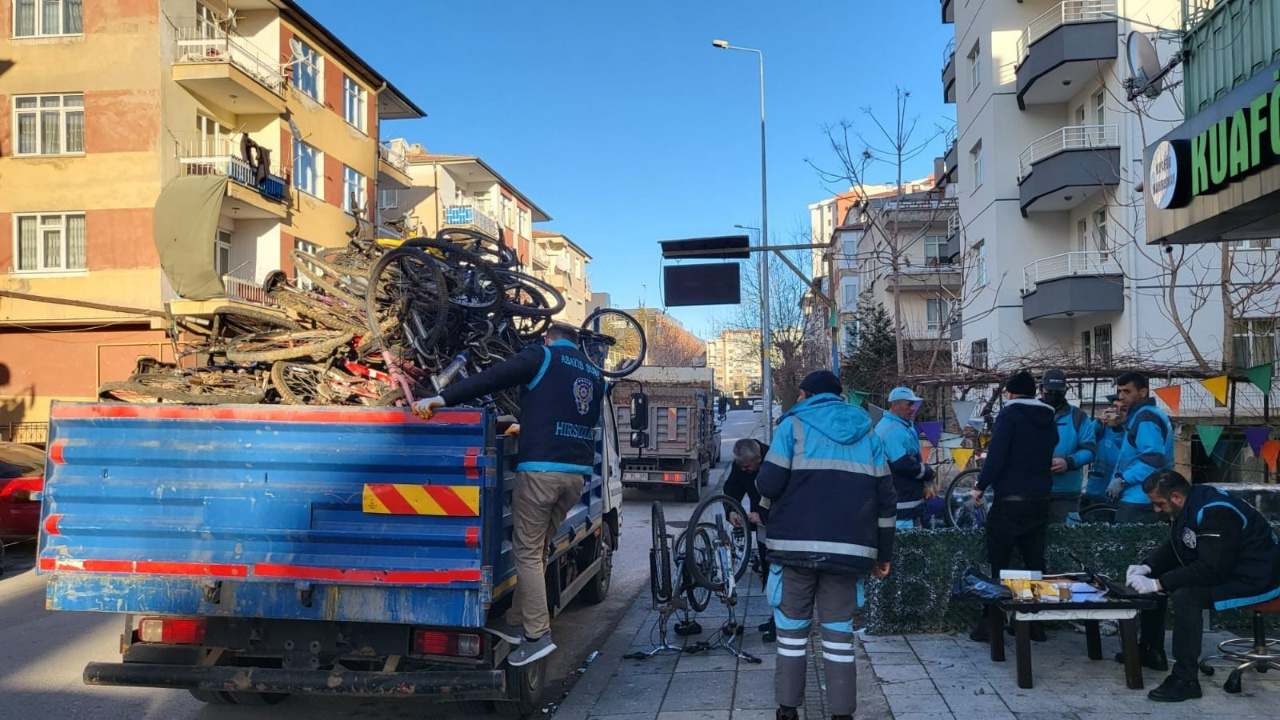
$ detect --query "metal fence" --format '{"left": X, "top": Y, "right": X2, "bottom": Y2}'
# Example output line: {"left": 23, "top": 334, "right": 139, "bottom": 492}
{"left": 175, "top": 138, "right": 288, "bottom": 201}
{"left": 173, "top": 26, "right": 285, "bottom": 95}
{"left": 1021, "top": 250, "right": 1122, "bottom": 292}
{"left": 223, "top": 274, "right": 281, "bottom": 307}
{"left": 2, "top": 422, "right": 48, "bottom": 445}
{"left": 444, "top": 205, "right": 500, "bottom": 238}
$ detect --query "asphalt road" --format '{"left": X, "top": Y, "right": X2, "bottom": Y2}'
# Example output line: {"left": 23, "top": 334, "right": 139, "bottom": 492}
{"left": 0, "top": 410, "right": 763, "bottom": 719}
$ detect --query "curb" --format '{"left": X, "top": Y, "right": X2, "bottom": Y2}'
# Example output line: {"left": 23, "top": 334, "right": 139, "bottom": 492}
{"left": 554, "top": 584, "right": 654, "bottom": 717}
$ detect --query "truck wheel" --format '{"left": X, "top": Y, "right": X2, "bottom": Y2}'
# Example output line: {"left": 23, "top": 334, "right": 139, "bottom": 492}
{"left": 682, "top": 485, "right": 701, "bottom": 503}
{"left": 495, "top": 657, "right": 545, "bottom": 716}
{"left": 580, "top": 523, "right": 613, "bottom": 604}
{"left": 699, "top": 468, "right": 710, "bottom": 487}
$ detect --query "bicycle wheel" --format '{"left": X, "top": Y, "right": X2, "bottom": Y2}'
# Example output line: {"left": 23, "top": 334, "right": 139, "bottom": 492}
{"left": 432, "top": 228, "right": 518, "bottom": 268}
{"left": 410, "top": 238, "right": 503, "bottom": 311}
{"left": 944, "top": 468, "right": 988, "bottom": 529}
{"left": 580, "top": 309, "right": 646, "bottom": 379}
{"left": 679, "top": 526, "right": 714, "bottom": 612}
{"left": 271, "top": 361, "right": 332, "bottom": 405}
{"left": 684, "top": 494, "right": 750, "bottom": 593}
{"left": 292, "top": 249, "right": 368, "bottom": 306}
{"left": 650, "top": 501, "right": 673, "bottom": 604}
{"left": 226, "top": 330, "right": 353, "bottom": 363}
{"left": 365, "top": 247, "right": 448, "bottom": 357}
{"left": 1078, "top": 504, "right": 1116, "bottom": 525}
{"left": 118, "top": 370, "right": 265, "bottom": 405}
{"left": 497, "top": 270, "right": 565, "bottom": 317}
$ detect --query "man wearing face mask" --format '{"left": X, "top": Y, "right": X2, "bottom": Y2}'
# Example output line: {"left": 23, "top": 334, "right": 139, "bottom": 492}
{"left": 1082, "top": 395, "right": 1126, "bottom": 517}
{"left": 1122, "top": 469, "right": 1280, "bottom": 702}
{"left": 1040, "top": 369, "right": 1097, "bottom": 524}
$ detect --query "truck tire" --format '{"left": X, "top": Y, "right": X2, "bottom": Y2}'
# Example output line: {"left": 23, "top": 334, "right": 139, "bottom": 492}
{"left": 699, "top": 467, "right": 710, "bottom": 487}
{"left": 579, "top": 523, "right": 613, "bottom": 604}
{"left": 494, "top": 657, "right": 545, "bottom": 716}
{"left": 682, "top": 484, "right": 701, "bottom": 503}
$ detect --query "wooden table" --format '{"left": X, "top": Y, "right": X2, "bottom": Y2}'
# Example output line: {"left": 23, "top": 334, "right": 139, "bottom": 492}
{"left": 982, "top": 595, "right": 1159, "bottom": 690}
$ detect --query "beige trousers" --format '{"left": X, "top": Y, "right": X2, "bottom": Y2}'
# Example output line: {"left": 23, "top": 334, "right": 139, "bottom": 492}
{"left": 504, "top": 470, "right": 583, "bottom": 638}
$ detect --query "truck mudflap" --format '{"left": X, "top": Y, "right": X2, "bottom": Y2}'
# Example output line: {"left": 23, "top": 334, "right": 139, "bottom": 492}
{"left": 83, "top": 662, "right": 505, "bottom": 699}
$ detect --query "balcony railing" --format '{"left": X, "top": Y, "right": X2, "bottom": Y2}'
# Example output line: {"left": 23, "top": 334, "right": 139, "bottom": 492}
{"left": 176, "top": 138, "right": 288, "bottom": 202}
{"left": 378, "top": 142, "right": 409, "bottom": 174}
{"left": 1018, "top": 124, "right": 1118, "bottom": 180}
{"left": 224, "top": 273, "right": 281, "bottom": 307}
{"left": 880, "top": 197, "right": 959, "bottom": 212}
{"left": 444, "top": 205, "right": 500, "bottom": 238}
{"left": 533, "top": 247, "right": 550, "bottom": 267}
{"left": 947, "top": 211, "right": 962, "bottom": 238}
{"left": 1017, "top": 1, "right": 1116, "bottom": 64}
{"left": 174, "top": 25, "right": 285, "bottom": 95}
{"left": 943, "top": 37, "right": 956, "bottom": 66}
{"left": 1022, "top": 250, "right": 1122, "bottom": 292}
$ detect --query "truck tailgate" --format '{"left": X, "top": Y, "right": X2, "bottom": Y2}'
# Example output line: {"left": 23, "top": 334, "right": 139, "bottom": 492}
{"left": 39, "top": 402, "right": 501, "bottom": 627}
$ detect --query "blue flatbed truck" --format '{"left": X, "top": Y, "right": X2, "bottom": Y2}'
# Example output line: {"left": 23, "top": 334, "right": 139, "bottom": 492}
{"left": 37, "top": 400, "right": 622, "bottom": 715}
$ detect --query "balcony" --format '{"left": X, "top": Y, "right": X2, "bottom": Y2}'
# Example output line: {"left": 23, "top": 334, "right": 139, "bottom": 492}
{"left": 885, "top": 264, "right": 963, "bottom": 293}
{"left": 1015, "top": 1, "right": 1118, "bottom": 109}
{"left": 945, "top": 211, "right": 962, "bottom": 259}
{"left": 176, "top": 138, "right": 288, "bottom": 219}
{"left": 1018, "top": 124, "right": 1120, "bottom": 215}
{"left": 377, "top": 142, "right": 412, "bottom": 189}
{"left": 532, "top": 246, "right": 550, "bottom": 270}
{"left": 224, "top": 273, "right": 281, "bottom": 308}
{"left": 172, "top": 25, "right": 286, "bottom": 117}
{"left": 1021, "top": 250, "right": 1124, "bottom": 322}
{"left": 942, "top": 39, "right": 956, "bottom": 104}
{"left": 444, "top": 205, "right": 500, "bottom": 238}
{"left": 941, "top": 0, "right": 954, "bottom": 24}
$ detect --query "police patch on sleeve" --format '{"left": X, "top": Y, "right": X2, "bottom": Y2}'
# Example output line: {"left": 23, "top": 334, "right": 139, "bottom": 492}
{"left": 1181, "top": 527, "right": 1197, "bottom": 549}
{"left": 573, "top": 377, "right": 594, "bottom": 415}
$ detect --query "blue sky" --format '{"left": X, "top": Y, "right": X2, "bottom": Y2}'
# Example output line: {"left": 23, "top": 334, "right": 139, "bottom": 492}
{"left": 305, "top": 0, "right": 954, "bottom": 338}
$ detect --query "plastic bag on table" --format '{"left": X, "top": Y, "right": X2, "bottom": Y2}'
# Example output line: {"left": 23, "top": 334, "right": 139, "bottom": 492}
{"left": 950, "top": 566, "right": 1013, "bottom": 602}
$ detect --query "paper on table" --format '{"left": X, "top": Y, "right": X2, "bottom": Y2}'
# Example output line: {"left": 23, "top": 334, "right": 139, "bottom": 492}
{"left": 1070, "top": 582, "right": 1101, "bottom": 594}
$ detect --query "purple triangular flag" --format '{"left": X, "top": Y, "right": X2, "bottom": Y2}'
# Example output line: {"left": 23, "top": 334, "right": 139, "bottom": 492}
{"left": 916, "top": 420, "right": 943, "bottom": 447}
{"left": 1245, "top": 427, "right": 1271, "bottom": 457}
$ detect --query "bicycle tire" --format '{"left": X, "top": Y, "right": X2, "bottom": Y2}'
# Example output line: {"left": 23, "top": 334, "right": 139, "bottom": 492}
{"left": 679, "top": 527, "right": 713, "bottom": 612}
{"left": 118, "top": 372, "right": 265, "bottom": 405}
{"left": 496, "top": 270, "right": 565, "bottom": 317}
{"left": 650, "top": 501, "right": 673, "bottom": 605}
{"left": 580, "top": 308, "right": 647, "bottom": 379}
{"left": 944, "top": 468, "right": 987, "bottom": 529}
{"left": 431, "top": 228, "right": 518, "bottom": 268}
{"left": 272, "top": 289, "right": 367, "bottom": 334}
{"left": 1078, "top": 505, "right": 1116, "bottom": 525}
{"left": 271, "top": 361, "right": 329, "bottom": 405}
{"left": 365, "top": 247, "right": 448, "bottom": 356}
{"left": 212, "top": 305, "right": 300, "bottom": 334}
{"left": 292, "top": 249, "right": 368, "bottom": 306}
{"left": 684, "top": 494, "right": 750, "bottom": 593}
{"left": 97, "top": 380, "right": 161, "bottom": 403}
{"left": 410, "top": 238, "right": 503, "bottom": 311}
{"left": 226, "top": 329, "right": 353, "bottom": 363}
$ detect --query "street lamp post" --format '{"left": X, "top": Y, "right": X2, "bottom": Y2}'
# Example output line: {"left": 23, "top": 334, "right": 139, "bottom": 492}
{"left": 714, "top": 39, "right": 773, "bottom": 440}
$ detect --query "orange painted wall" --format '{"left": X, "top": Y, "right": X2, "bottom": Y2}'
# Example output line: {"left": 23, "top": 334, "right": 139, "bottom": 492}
{"left": 0, "top": 94, "right": 9, "bottom": 157}
{"left": 82, "top": 0, "right": 158, "bottom": 33}
{"left": 324, "top": 153, "right": 342, "bottom": 209}
{"left": 87, "top": 90, "right": 160, "bottom": 154}
{"left": 324, "top": 59, "right": 344, "bottom": 117}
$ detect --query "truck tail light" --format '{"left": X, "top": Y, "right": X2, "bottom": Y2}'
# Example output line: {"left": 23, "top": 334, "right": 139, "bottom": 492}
{"left": 413, "top": 629, "right": 483, "bottom": 657}
{"left": 138, "top": 617, "right": 206, "bottom": 645}
{"left": 661, "top": 473, "right": 686, "bottom": 484}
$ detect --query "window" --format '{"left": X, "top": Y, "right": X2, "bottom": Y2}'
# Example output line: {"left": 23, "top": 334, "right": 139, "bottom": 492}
{"left": 292, "top": 139, "right": 320, "bottom": 198}
{"left": 967, "top": 41, "right": 981, "bottom": 92}
{"left": 973, "top": 240, "right": 987, "bottom": 287}
{"left": 1093, "top": 208, "right": 1108, "bottom": 251}
{"left": 378, "top": 189, "right": 399, "bottom": 211}
{"left": 14, "top": 0, "right": 82, "bottom": 37}
{"left": 842, "top": 283, "right": 858, "bottom": 308}
{"left": 1093, "top": 89, "right": 1106, "bottom": 126}
{"left": 971, "top": 339, "right": 988, "bottom": 370}
{"left": 14, "top": 94, "right": 84, "bottom": 156}
{"left": 214, "top": 229, "right": 232, "bottom": 276}
{"left": 1081, "top": 330, "right": 1093, "bottom": 367}
{"left": 196, "top": 113, "right": 230, "bottom": 155}
{"left": 1077, "top": 218, "right": 1088, "bottom": 252}
{"left": 518, "top": 207, "right": 531, "bottom": 238}
{"left": 1094, "top": 324, "right": 1113, "bottom": 367}
{"left": 927, "top": 298, "right": 950, "bottom": 332}
{"left": 342, "top": 166, "right": 366, "bottom": 212}
{"left": 1240, "top": 238, "right": 1276, "bottom": 250}
{"left": 500, "top": 195, "right": 514, "bottom": 229}
{"left": 13, "top": 213, "right": 86, "bottom": 272}
{"left": 924, "top": 234, "right": 948, "bottom": 264}
{"left": 342, "top": 76, "right": 366, "bottom": 133}
{"left": 292, "top": 39, "right": 321, "bottom": 101}
{"left": 1232, "top": 318, "right": 1278, "bottom": 369}
{"left": 969, "top": 141, "right": 983, "bottom": 189}
{"left": 293, "top": 238, "right": 320, "bottom": 290}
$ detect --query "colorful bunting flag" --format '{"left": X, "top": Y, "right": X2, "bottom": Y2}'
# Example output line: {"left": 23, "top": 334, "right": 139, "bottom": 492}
{"left": 1201, "top": 375, "right": 1230, "bottom": 405}
{"left": 1153, "top": 385, "right": 1182, "bottom": 415}
{"left": 847, "top": 390, "right": 869, "bottom": 407}
{"left": 1196, "top": 425, "right": 1225, "bottom": 455}
{"left": 951, "top": 400, "right": 977, "bottom": 427}
{"left": 911, "top": 399, "right": 923, "bottom": 417}
{"left": 1261, "top": 440, "right": 1280, "bottom": 472}
{"left": 1246, "top": 363, "right": 1274, "bottom": 395}
{"left": 1211, "top": 439, "right": 1230, "bottom": 468}
{"left": 1245, "top": 427, "right": 1272, "bottom": 457}
{"left": 950, "top": 447, "right": 975, "bottom": 470}
{"left": 916, "top": 421, "right": 943, "bottom": 447}
{"left": 921, "top": 444, "right": 932, "bottom": 464}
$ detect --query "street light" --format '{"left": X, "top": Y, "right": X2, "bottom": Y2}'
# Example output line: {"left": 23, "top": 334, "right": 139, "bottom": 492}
{"left": 715, "top": 39, "right": 773, "bottom": 440}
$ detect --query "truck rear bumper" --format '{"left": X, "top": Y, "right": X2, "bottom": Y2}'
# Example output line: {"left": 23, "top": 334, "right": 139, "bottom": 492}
{"left": 84, "top": 662, "right": 505, "bottom": 698}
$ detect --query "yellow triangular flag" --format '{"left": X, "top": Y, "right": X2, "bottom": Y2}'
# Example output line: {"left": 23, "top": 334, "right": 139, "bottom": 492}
{"left": 950, "top": 446, "right": 974, "bottom": 470}
{"left": 1200, "top": 375, "right": 1229, "bottom": 405}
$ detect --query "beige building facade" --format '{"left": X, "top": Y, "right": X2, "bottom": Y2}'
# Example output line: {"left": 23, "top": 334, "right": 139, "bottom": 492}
{"left": 530, "top": 230, "right": 591, "bottom": 326}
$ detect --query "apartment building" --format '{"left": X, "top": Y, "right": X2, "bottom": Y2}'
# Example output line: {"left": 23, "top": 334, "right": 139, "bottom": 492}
{"left": 530, "top": 230, "right": 592, "bottom": 326}
{"left": 0, "top": 0, "right": 423, "bottom": 427}
{"left": 705, "top": 328, "right": 762, "bottom": 397}
{"left": 940, "top": 0, "right": 1222, "bottom": 372}
{"left": 389, "top": 143, "right": 549, "bottom": 267}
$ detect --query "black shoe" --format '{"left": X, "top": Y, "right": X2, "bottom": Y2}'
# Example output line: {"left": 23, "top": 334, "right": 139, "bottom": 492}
{"left": 1029, "top": 625, "right": 1047, "bottom": 643}
{"left": 1148, "top": 674, "right": 1202, "bottom": 702}
{"left": 1115, "top": 646, "right": 1169, "bottom": 672}
{"left": 776, "top": 708, "right": 799, "bottom": 720}
{"left": 969, "top": 622, "right": 991, "bottom": 643}
{"left": 758, "top": 618, "right": 775, "bottom": 632}
{"left": 762, "top": 628, "right": 777, "bottom": 643}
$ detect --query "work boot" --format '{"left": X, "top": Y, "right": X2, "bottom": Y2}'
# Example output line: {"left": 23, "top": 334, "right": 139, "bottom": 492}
{"left": 1114, "top": 645, "right": 1169, "bottom": 671}
{"left": 759, "top": 618, "right": 776, "bottom": 643}
{"left": 758, "top": 618, "right": 775, "bottom": 632}
{"left": 1147, "top": 674, "right": 1202, "bottom": 702}
{"left": 776, "top": 707, "right": 799, "bottom": 720}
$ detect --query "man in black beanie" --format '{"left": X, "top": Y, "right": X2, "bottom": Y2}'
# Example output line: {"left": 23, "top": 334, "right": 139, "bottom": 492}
{"left": 969, "top": 369, "right": 1058, "bottom": 643}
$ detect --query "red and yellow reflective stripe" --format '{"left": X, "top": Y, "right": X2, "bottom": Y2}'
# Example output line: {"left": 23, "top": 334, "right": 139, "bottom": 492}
{"left": 362, "top": 484, "right": 481, "bottom": 516}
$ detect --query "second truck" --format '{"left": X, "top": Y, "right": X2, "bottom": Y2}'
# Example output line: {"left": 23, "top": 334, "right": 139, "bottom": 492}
{"left": 612, "top": 366, "right": 720, "bottom": 503}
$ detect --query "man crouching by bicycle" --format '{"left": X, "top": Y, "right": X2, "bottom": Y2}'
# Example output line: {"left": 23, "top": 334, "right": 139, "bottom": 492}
{"left": 756, "top": 371, "right": 897, "bottom": 720}
{"left": 412, "top": 322, "right": 603, "bottom": 668}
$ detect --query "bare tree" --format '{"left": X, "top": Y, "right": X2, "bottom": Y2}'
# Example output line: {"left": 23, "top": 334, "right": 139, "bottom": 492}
{"left": 635, "top": 308, "right": 707, "bottom": 367}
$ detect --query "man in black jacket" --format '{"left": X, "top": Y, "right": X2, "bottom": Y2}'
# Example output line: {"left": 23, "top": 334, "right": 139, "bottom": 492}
{"left": 723, "top": 437, "right": 775, "bottom": 641}
{"left": 412, "top": 323, "right": 603, "bottom": 668}
{"left": 969, "top": 370, "right": 1059, "bottom": 643}
{"left": 1121, "top": 469, "right": 1280, "bottom": 702}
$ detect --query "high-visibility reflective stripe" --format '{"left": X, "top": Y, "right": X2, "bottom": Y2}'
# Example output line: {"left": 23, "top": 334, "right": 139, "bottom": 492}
{"left": 791, "top": 457, "right": 891, "bottom": 476}
{"left": 896, "top": 499, "right": 925, "bottom": 509}
{"left": 767, "top": 538, "right": 878, "bottom": 559}
{"left": 764, "top": 449, "right": 792, "bottom": 470}
{"left": 822, "top": 652, "right": 855, "bottom": 663}
{"left": 878, "top": 517, "right": 897, "bottom": 528}
{"left": 777, "top": 647, "right": 807, "bottom": 657}
{"left": 822, "top": 641, "right": 854, "bottom": 651}
{"left": 776, "top": 636, "right": 808, "bottom": 647}
{"left": 792, "top": 417, "right": 806, "bottom": 459}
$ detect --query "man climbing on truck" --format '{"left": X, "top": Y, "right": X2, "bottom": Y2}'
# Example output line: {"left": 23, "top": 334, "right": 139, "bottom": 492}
{"left": 412, "top": 322, "right": 605, "bottom": 667}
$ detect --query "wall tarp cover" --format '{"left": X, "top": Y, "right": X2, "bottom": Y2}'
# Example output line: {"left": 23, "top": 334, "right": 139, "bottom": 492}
{"left": 153, "top": 175, "right": 228, "bottom": 301}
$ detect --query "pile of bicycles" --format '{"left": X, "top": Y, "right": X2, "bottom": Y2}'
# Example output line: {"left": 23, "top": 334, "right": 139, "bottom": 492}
{"left": 98, "top": 228, "right": 647, "bottom": 414}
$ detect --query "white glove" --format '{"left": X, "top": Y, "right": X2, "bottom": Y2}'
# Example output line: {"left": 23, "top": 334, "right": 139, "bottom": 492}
{"left": 411, "top": 396, "right": 446, "bottom": 419}
{"left": 1106, "top": 478, "right": 1125, "bottom": 500}
{"left": 1127, "top": 575, "right": 1161, "bottom": 594}
{"left": 1125, "top": 564, "right": 1151, "bottom": 582}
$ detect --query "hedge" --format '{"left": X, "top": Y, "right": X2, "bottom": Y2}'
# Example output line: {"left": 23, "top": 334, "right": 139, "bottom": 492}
{"left": 866, "top": 523, "right": 1280, "bottom": 635}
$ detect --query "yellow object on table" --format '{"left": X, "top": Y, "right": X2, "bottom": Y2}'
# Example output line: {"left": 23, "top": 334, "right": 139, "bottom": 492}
{"left": 1002, "top": 579, "right": 1073, "bottom": 602}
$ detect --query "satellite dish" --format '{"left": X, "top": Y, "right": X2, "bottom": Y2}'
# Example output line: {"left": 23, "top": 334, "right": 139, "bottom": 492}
{"left": 1126, "top": 31, "right": 1163, "bottom": 99}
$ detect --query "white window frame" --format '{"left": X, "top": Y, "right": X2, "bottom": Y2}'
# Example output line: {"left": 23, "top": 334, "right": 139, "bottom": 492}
{"left": 1233, "top": 318, "right": 1278, "bottom": 369}
{"left": 292, "top": 139, "right": 321, "bottom": 199}
{"left": 1093, "top": 208, "right": 1109, "bottom": 251}
{"left": 967, "top": 40, "right": 981, "bottom": 93}
{"left": 342, "top": 165, "right": 366, "bottom": 212}
{"left": 501, "top": 195, "right": 514, "bottom": 229}
{"left": 1076, "top": 218, "right": 1089, "bottom": 252}
{"left": 293, "top": 238, "right": 320, "bottom": 290}
{"left": 378, "top": 189, "right": 399, "bottom": 211}
{"left": 842, "top": 283, "right": 858, "bottom": 308}
{"left": 13, "top": 0, "right": 83, "bottom": 38}
{"left": 13, "top": 93, "right": 85, "bottom": 157}
{"left": 214, "top": 229, "right": 232, "bottom": 277}
{"left": 924, "top": 234, "right": 947, "bottom": 264}
{"left": 12, "top": 212, "right": 87, "bottom": 274}
{"left": 973, "top": 240, "right": 987, "bottom": 288}
{"left": 926, "top": 298, "right": 950, "bottom": 332}
{"left": 342, "top": 76, "right": 367, "bottom": 133}
{"left": 1239, "top": 238, "right": 1276, "bottom": 250}
{"left": 518, "top": 207, "right": 531, "bottom": 238}
{"left": 1093, "top": 89, "right": 1106, "bottom": 127}
{"left": 292, "top": 39, "right": 322, "bottom": 101}
{"left": 1094, "top": 324, "right": 1113, "bottom": 366}
{"left": 969, "top": 141, "right": 983, "bottom": 190}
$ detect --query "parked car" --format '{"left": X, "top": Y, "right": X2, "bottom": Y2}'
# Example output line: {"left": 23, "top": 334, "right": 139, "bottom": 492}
{"left": 752, "top": 400, "right": 763, "bottom": 413}
{"left": 0, "top": 442, "right": 45, "bottom": 539}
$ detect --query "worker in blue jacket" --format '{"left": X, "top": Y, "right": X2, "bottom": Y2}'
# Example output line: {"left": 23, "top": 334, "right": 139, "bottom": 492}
{"left": 1041, "top": 369, "right": 1097, "bottom": 525}
{"left": 1082, "top": 394, "right": 1126, "bottom": 516}
{"left": 1109, "top": 372, "right": 1174, "bottom": 524}
{"left": 875, "top": 386, "right": 934, "bottom": 528}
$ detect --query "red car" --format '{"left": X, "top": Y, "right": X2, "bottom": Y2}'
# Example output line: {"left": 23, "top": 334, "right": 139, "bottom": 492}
{"left": 0, "top": 442, "right": 45, "bottom": 540}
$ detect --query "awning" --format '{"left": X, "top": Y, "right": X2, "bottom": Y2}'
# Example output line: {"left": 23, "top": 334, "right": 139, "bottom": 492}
{"left": 153, "top": 175, "right": 228, "bottom": 301}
